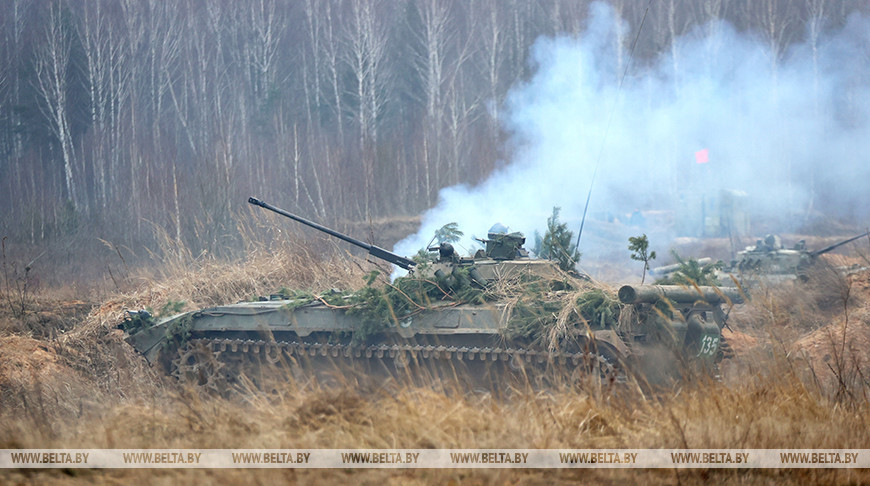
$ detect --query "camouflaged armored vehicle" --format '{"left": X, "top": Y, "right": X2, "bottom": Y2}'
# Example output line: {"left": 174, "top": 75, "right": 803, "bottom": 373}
{"left": 122, "top": 198, "right": 745, "bottom": 391}
{"left": 726, "top": 232, "right": 869, "bottom": 280}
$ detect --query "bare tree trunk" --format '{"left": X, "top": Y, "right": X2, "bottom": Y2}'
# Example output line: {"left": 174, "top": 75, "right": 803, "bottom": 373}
{"left": 343, "top": 0, "right": 391, "bottom": 218}
{"left": 445, "top": 75, "right": 480, "bottom": 186}
{"left": 7, "top": 0, "right": 30, "bottom": 161}
{"left": 0, "top": 0, "right": 32, "bottom": 230}
{"left": 321, "top": 1, "right": 345, "bottom": 141}
{"left": 411, "top": 0, "right": 451, "bottom": 203}
{"left": 247, "top": 0, "right": 284, "bottom": 101}
{"left": 79, "top": 0, "right": 122, "bottom": 213}
{"left": 35, "top": 1, "right": 79, "bottom": 211}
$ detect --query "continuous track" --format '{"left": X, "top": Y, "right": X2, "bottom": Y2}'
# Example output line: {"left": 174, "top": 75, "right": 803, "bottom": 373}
{"left": 171, "top": 337, "right": 621, "bottom": 392}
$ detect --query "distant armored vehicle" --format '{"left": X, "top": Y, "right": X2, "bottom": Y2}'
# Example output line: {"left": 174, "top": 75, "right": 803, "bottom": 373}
{"left": 727, "top": 232, "right": 870, "bottom": 278}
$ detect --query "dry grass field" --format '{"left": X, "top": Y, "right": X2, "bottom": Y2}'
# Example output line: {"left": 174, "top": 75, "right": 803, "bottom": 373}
{"left": 2, "top": 236, "right": 869, "bottom": 485}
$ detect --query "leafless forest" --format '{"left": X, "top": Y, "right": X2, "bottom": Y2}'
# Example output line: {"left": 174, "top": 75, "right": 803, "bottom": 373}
{"left": 0, "top": 0, "right": 867, "bottom": 274}
{"left": 3, "top": 4, "right": 870, "bottom": 483}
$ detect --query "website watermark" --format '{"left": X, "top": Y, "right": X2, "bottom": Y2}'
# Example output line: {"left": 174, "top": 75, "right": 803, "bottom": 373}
{"left": 2, "top": 449, "right": 868, "bottom": 468}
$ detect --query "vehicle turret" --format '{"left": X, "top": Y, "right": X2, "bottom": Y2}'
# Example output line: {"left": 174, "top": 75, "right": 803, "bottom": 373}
{"left": 249, "top": 197, "right": 563, "bottom": 286}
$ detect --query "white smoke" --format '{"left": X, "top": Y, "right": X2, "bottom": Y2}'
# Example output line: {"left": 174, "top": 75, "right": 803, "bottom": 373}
{"left": 394, "top": 3, "right": 870, "bottom": 271}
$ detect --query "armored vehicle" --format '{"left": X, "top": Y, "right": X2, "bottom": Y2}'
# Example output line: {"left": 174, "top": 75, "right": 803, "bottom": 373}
{"left": 122, "top": 198, "right": 745, "bottom": 391}
{"left": 727, "top": 232, "right": 870, "bottom": 278}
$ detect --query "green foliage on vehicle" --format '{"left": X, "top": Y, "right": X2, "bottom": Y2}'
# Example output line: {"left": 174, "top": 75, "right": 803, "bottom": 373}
{"left": 535, "top": 207, "right": 581, "bottom": 272}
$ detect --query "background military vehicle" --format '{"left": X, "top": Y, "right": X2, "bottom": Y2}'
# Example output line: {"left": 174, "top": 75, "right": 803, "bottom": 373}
{"left": 122, "top": 198, "right": 745, "bottom": 391}
{"left": 727, "top": 232, "right": 870, "bottom": 279}
{"left": 650, "top": 231, "right": 869, "bottom": 285}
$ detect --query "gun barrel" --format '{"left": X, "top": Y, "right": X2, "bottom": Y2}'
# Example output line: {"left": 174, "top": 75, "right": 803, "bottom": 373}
{"left": 248, "top": 197, "right": 416, "bottom": 270}
{"left": 618, "top": 285, "right": 744, "bottom": 305}
{"left": 650, "top": 257, "right": 713, "bottom": 276}
{"left": 810, "top": 230, "right": 870, "bottom": 257}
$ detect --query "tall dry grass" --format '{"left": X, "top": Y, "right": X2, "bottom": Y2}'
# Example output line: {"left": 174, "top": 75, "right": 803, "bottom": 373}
{"left": 2, "top": 236, "right": 870, "bottom": 484}
{"left": 2, "top": 358, "right": 868, "bottom": 484}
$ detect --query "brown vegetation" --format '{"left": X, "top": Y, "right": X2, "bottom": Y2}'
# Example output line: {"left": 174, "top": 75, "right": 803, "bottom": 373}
{"left": 2, "top": 242, "right": 870, "bottom": 485}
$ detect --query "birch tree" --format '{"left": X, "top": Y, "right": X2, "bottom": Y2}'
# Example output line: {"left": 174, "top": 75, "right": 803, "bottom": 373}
{"left": 34, "top": 1, "right": 79, "bottom": 211}
{"left": 410, "top": 0, "right": 452, "bottom": 202}
{"left": 343, "top": 0, "right": 392, "bottom": 217}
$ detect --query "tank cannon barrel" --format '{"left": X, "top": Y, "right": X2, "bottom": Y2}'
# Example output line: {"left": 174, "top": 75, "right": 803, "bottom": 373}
{"left": 810, "top": 230, "right": 870, "bottom": 258}
{"left": 248, "top": 197, "right": 417, "bottom": 270}
{"left": 650, "top": 258, "right": 713, "bottom": 276}
{"left": 618, "top": 285, "right": 744, "bottom": 306}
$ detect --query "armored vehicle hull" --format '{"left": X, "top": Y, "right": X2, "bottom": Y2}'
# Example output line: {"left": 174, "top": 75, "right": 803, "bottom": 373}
{"left": 127, "top": 297, "right": 621, "bottom": 391}
{"left": 125, "top": 283, "right": 743, "bottom": 391}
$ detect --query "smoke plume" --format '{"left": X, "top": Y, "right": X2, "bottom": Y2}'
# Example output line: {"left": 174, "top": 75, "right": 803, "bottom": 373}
{"left": 394, "top": 2, "right": 870, "bottom": 271}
